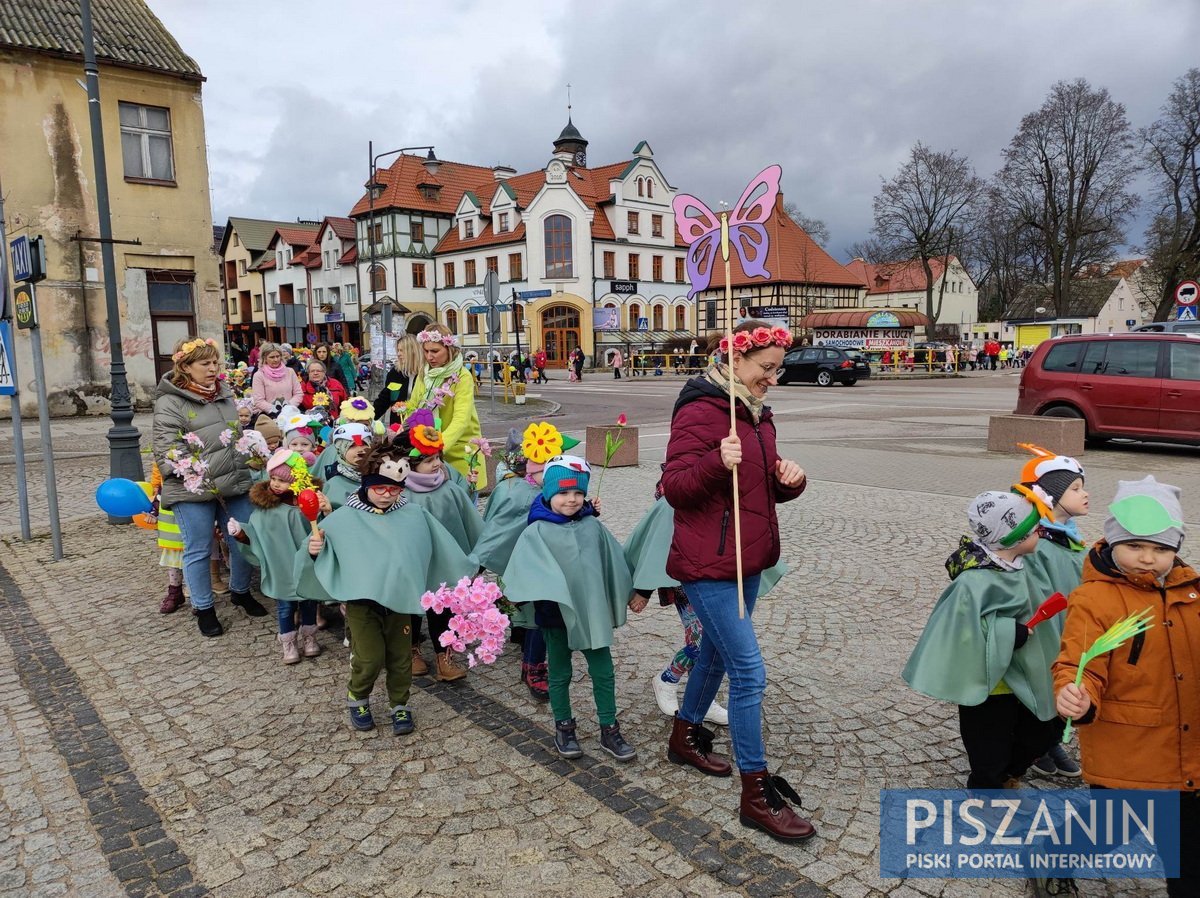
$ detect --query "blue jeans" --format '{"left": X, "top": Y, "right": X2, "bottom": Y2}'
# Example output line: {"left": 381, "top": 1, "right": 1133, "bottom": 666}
{"left": 678, "top": 575, "right": 765, "bottom": 773}
{"left": 172, "top": 495, "right": 253, "bottom": 611}
{"left": 277, "top": 599, "right": 316, "bottom": 634}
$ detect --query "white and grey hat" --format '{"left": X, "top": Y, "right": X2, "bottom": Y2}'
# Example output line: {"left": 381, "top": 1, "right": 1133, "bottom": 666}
{"left": 967, "top": 491, "right": 1040, "bottom": 550}
{"left": 1103, "top": 476, "right": 1185, "bottom": 550}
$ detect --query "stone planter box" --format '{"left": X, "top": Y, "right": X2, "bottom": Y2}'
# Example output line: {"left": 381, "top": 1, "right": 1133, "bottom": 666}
{"left": 987, "top": 415, "right": 1085, "bottom": 457}
{"left": 585, "top": 425, "right": 639, "bottom": 467}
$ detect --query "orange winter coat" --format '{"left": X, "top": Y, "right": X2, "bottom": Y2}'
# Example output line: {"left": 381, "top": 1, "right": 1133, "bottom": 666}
{"left": 1052, "top": 543, "right": 1200, "bottom": 791}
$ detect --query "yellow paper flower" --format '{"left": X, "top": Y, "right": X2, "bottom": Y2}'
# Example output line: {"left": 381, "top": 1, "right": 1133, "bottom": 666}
{"left": 522, "top": 422, "right": 563, "bottom": 464}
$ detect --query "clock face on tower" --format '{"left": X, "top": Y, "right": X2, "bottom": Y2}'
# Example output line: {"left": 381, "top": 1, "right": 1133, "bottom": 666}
{"left": 573, "top": 149, "right": 587, "bottom": 167}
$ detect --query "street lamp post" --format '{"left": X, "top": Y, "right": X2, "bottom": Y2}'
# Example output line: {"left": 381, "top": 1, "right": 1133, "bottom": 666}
{"left": 80, "top": 0, "right": 143, "bottom": 488}
{"left": 366, "top": 142, "right": 438, "bottom": 384}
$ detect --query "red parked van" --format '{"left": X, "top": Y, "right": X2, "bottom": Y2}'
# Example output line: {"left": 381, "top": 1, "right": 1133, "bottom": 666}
{"left": 1014, "top": 333, "right": 1200, "bottom": 445}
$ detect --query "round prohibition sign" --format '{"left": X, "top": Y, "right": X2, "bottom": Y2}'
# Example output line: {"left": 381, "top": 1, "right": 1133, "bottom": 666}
{"left": 1175, "top": 280, "right": 1199, "bottom": 306}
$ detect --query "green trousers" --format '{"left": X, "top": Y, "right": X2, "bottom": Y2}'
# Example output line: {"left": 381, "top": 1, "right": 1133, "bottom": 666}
{"left": 542, "top": 627, "right": 617, "bottom": 725}
{"left": 346, "top": 602, "right": 412, "bottom": 706}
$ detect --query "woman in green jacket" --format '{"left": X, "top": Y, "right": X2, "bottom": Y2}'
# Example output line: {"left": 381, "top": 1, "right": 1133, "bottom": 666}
{"left": 404, "top": 324, "right": 487, "bottom": 492}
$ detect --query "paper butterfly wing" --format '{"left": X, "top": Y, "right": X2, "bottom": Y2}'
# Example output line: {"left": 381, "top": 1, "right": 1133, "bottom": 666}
{"left": 683, "top": 232, "right": 720, "bottom": 298}
{"left": 672, "top": 193, "right": 722, "bottom": 246}
{"left": 729, "top": 222, "right": 770, "bottom": 280}
{"left": 729, "top": 164, "right": 782, "bottom": 228}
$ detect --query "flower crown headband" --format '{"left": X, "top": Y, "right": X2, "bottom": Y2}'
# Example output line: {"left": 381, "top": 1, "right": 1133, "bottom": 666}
{"left": 417, "top": 330, "right": 459, "bottom": 347}
{"left": 172, "top": 337, "right": 217, "bottom": 362}
{"left": 719, "top": 326, "right": 792, "bottom": 355}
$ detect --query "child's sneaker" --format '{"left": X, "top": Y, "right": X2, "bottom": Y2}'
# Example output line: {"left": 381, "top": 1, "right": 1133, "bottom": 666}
{"left": 554, "top": 718, "right": 583, "bottom": 759}
{"left": 278, "top": 631, "right": 301, "bottom": 665}
{"left": 1037, "top": 743, "right": 1081, "bottom": 778}
{"left": 347, "top": 695, "right": 374, "bottom": 731}
{"left": 298, "top": 625, "right": 321, "bottom": 658}
{"left": 390, "top": 705, "right": 415, "bottom": 736}
{"left": 599, "top": 722, "right": 636, "bottom": 762}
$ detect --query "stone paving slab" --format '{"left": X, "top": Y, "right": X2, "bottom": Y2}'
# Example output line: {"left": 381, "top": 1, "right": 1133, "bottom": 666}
{"left": 0, "top": 451, "right": 1180, "bottom": 896}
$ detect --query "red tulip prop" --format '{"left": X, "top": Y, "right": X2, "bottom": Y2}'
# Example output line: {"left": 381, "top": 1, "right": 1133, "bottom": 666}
{"left": 1025, "top": 592, "right": 1068, "bottom": 631}
{"left": 297, "top": 489, "right": 321, "bottom": 536}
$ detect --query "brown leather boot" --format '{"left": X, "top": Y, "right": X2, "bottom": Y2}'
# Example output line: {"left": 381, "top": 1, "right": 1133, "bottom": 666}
{"left": 667, "top": 713, "right": 732, "bottom": 777}
{"left": 738, "top": 770, "right": 816, "bottom": 842}
{"left": 411, "top": 646, "right": 429, "bottom": 677}
{"left": 434, "top": 650, "right": 467, "bottom": 682}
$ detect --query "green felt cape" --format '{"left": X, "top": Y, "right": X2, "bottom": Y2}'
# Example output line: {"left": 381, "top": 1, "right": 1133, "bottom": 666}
{"left": 322, "top": 472, "right": 359, "bottom": 510}
{"left": 405, "top": 480, "right": 483, "bottom": 555}
{"left": 239, "top": 503, "right": 313, "bottom": 600}
{"left": 1022, "top": 538, "right": 1085, "bottom": 633}
{"left": 294, "top": 502, "right": 474, "bottom": 613}
{"left": 314, "top": 444, "right": 338, "bottom": 480}
{"left": 471, "top": 474, "right": 539, "bottom": 575}
{"left": 502, "top": 516, "right": 633, "bottom": 651}
{"left": 902, "top": 564, "right": 1060, "bottom": 720}
{"left": 623, "top": 497, "right": 788, "bottom": 595}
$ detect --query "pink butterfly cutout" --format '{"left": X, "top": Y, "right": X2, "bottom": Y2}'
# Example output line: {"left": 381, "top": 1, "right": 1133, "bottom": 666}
{"left": 672, "top": 165, "right": 782, "bottom": 298}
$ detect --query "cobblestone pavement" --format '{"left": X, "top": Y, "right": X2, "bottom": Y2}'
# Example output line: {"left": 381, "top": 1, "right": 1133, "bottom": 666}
{"left": 2, "top": 387, "right": 1195, "bottom": 896}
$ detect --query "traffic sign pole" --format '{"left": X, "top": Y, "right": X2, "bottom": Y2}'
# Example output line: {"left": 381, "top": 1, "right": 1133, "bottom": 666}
{"left": 0, "top": 173, "right": 33, "bottom": 542}
{"left": 29, "top": 323, "right": 64, "bottom": 560}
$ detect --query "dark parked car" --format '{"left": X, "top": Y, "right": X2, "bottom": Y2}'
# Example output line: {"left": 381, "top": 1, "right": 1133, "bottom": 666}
{"left": 778, "top": 347, "right": 871, "bottom": 386}
{"left": 1014, "top": 333, "right": 1200, "bottom": 445}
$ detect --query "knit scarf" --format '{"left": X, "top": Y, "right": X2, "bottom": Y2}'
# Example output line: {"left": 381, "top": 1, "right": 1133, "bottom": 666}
{"left": 260, "top": 362, "right": 288, "bottom": 382}
{"left": 705, "top": 364, "right": 764, "bottom": 424}
{"left": 404, "top": 468, "right": 446, "bottom": 493}
{"left": 181, "top": 379, "right": 219, "bottom": 402}
{"left": 414, "top": 355, "right": 464, "bottom": 408}
{"left": 346, "top": 490, "right": 406, "bottom": 514}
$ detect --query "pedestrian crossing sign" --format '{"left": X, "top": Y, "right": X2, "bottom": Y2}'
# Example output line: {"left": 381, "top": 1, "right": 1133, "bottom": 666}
{"left": 1178, "top": 306, "right": 1197, "bottom": 321}
{"left": 0, "top": 321, "right": 16, "bottom": 396}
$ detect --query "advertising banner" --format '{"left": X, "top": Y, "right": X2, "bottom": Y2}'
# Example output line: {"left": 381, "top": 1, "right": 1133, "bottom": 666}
{"left": 593, "top": 307, "right": 620, "bottom": 331}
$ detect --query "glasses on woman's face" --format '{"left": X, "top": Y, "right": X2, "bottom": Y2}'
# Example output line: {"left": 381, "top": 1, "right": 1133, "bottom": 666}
{"left": 752, "top": 359, "right": 785, "bottom": 380}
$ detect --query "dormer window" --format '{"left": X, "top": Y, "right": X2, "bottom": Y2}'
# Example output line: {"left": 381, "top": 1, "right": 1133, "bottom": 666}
{"left": 465, "top": 220, "right": 475, "bottom": 239}
{"left": 499, "top": 212, "right": 509, "bottom": 233}
{"left": 418, "top": 181, "right": 440, "bottom": 201}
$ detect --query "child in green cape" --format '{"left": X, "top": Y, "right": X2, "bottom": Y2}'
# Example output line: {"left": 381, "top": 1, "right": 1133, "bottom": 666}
{"left": 903, "top": 490, "right": 1064, "bottom": 790}
{"left": 393, "top": 414, "right": 482, "bottom": 682}
{"left": 321, "top": 422, "right": 372, "bottom": 510}
{"left": 302, "top": 439, "right": 475, "bottom": 736}
{"left": 1015, "top": 445, "right": 1088, "bottom": 780}
{"left": 502, "top": 456, "right": 643, "bottom": 763}
{"left": 229, "top": 449, "right": 330, "bottom": 664}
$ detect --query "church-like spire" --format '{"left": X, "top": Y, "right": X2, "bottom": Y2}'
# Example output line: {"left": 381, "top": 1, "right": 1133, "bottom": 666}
{"left": 553, "top": 83, "right": 588, "bottom": 166}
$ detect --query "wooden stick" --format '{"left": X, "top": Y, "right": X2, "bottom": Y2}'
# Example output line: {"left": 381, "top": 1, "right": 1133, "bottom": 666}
{"left": 720, "top": 213, "right": 746, "bottom": 619}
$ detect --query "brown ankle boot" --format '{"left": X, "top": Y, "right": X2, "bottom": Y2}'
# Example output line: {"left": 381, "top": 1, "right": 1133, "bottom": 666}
{"left": 434, "top": 650, "right": 467, "bottom": 682}
{"left": 667, "top": 713, "right": 732, "bottom": 777}
{"left": 411, "top": 646, "right": 429, "bottom": 677}
{"left": 738, "top": 770, "right": 816, "bottom": 842}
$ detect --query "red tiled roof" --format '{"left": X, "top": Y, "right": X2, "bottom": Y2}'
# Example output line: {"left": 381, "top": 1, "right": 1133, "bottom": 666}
{"left": 337, "top": 246, "right": 357, "bottom": 265}
{"left": 706, "top": 196, "right": 864, "bottom": 289}
{"left": 291, "top": 247, "right": 321, "bottom": 269}
{"left": 272, "top": 224, "right": 321, "bottom": 249}
{"left": 435, "top": 221, "right": 527, "bottom": 254}
{"left": 327, "top": 216, "right": 355, "bottom": 241}
{"left": 348, "top": 155, "right": 500, "bottom": 218}
{"left": 800, "top": 308, "right": 931, "bottom": 328}
{"left": 844, "top": 257, "right": 956, "bottom": 295}
{"left": 254, "top": 257, "right": 276, "bottom": 272}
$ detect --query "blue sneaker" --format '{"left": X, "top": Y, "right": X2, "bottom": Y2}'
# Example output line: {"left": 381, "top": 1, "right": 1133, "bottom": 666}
{"left": 347, "top": 695, "right": 374, "bottom": 731}
{"left": 391, "top": 705, "right": 415, "bottom": 736}
{"left": 1047, "top": 742, "right": 1081, "bottom": 777}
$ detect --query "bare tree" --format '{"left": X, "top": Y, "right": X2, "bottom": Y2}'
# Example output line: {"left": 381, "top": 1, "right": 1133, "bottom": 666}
{"left": 994, "top": 78, "right": 1140, "bottom": 317}
{"left": 868, "top": 142, "right": 983, "bottom": 328}
{"left": 1139, "top": 68, "right": 1200, "bottom": 321}
{"left": 782, "top": 202, "right": 830, "bottom": 245}
{"left": 966, "top": 185, "right": 1047, "bottom": 320}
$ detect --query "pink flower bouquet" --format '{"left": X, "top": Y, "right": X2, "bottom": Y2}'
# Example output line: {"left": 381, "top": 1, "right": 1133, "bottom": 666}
{"left": 420, "top": 576, "right": 510, "bottom": 667}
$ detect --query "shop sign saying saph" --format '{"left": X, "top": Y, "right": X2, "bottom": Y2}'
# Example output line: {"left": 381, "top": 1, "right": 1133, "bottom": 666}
{"left": 813, "top": 328, "right": 913, "bottom": 350}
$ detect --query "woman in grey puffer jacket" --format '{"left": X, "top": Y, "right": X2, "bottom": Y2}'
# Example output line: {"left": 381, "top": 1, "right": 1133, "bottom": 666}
{"left": 153, "top": 337, "right": 266, "bottom": 637}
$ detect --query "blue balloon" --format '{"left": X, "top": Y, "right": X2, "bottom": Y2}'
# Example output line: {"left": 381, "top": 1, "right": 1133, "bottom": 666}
{"left": 95, "top": 478, "right": 153, "bottom": 517}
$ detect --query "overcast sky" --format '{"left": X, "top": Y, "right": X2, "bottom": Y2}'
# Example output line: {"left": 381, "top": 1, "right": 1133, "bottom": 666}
{"left": 152, "top": 0, "right": 1198, "bottom": 261}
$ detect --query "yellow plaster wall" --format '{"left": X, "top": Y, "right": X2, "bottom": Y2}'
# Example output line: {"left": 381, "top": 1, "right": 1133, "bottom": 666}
{"left": 1, "top": 50, "right": 219, "bottom": 415}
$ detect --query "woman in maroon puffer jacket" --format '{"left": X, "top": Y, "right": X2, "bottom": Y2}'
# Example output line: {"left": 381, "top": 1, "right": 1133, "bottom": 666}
{"left": 661, "top": 319, "right": 816, "bottom": 844}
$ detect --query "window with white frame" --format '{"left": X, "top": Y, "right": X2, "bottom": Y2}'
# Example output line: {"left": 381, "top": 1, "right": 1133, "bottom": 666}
{"left": 119, "top": 102, "right": 175, "bottom": 181}
{"left": 345, "top": 284, "right": 358, "bottom": 304}
{"left": 313, "top": 288, "right": 324, "bottom": 307}
{"left": 268, "top": 292, "right": 277, "bottom": 309}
